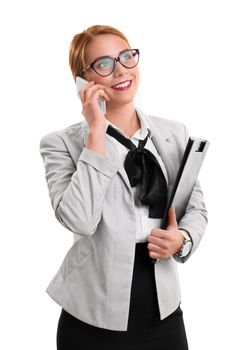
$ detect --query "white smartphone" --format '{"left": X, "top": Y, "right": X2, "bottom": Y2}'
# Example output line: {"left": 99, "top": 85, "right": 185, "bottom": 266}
{"left": 75, "top": 76, "right": 106, "bottom": 116}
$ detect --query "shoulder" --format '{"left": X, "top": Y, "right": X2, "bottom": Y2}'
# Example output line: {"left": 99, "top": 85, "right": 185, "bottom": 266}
{"left": 39, "top": 119, "right": 86, "bottom": 150}
{"left": 138, "top": 108, "right": 188, "bottom": 142}
{"left": 144, "top": 111, "right": 186, "bottom": 132}
{"left": 39, "top": 119, "right": 87, "bottom": 163}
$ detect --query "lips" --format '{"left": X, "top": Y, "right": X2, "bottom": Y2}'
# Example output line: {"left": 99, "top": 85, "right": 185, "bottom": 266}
{"left": 111, "top": 80, "right": 132, "bottom": 91}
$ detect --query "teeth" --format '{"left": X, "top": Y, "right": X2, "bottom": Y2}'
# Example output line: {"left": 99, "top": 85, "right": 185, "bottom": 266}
{"left": 114, "top": 81, "right": 131, "bottom": 89}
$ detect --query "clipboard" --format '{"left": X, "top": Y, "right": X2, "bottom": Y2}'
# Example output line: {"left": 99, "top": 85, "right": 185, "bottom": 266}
{"left": 160, "top": 136, "right": 210, "bottom": 229}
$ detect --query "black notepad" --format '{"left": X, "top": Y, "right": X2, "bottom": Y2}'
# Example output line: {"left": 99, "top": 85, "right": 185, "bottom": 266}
{"left": 160, "top": 137, "right": 209, "bottom": 229}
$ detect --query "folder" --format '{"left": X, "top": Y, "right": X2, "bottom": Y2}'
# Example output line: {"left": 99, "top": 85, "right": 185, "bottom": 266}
{"left": 160, "top": 137, "right": 210, "bottom": 229}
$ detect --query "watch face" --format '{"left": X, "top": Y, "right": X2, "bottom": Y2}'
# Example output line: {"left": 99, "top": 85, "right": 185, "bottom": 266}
{"left": 182, "top": 242, "right": 192, "bottom": 256}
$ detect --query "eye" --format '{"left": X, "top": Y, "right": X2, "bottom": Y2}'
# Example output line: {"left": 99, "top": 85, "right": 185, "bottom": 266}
{"left": 96, "top": 58, "right": 112, "bottom": 70}
{"left": 121, "top": 52, "right": 133, "bottom": 62}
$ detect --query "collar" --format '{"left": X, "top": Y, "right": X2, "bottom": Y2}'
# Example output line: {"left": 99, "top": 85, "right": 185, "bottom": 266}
{"left": 104, "top": 107, "right": 152, "bottom": 140}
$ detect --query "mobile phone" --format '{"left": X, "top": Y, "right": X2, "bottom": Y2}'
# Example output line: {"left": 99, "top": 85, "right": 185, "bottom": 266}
{"left": 75, "top": 76, "right": 106, "bottom": 115}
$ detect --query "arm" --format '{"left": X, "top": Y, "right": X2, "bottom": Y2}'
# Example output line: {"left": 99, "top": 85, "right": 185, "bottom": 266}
{"left": 173, "top": 123, "right": 208, "bottom": 263}
{"left": 147, "top": 123, "right": 208, "bottom": 263}
{"left": 173, "top": 179, "right": 208, "bottom": 263}
{"left": 39, "top": 131, "right": 121, "bottom": 236}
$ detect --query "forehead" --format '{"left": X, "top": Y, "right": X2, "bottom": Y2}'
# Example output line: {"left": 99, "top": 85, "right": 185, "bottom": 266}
{"left": 85, "top": 34, "right": 130, "bottom": 62}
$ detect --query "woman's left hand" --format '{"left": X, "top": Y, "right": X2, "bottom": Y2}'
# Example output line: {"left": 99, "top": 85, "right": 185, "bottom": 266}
{"left": 147, "top": 207, "right": 184, "bottom": 260}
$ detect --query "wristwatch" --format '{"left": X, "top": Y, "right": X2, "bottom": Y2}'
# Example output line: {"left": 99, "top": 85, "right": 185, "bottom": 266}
{"left": 175, "top": 229, "right": 192, "bottom": 258}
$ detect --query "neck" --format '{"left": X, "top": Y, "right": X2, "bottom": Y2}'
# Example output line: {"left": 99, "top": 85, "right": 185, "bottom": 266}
{"left": 105, "top": 102, "right": 141, "bottom": 137}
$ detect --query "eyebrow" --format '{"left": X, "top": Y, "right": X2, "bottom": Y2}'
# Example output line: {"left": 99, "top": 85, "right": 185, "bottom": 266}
{"left": 91, "top": 48, "right": 131, "bottom": 63}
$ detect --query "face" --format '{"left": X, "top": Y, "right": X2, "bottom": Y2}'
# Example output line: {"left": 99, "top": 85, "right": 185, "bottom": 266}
{"left": 83, "top": 34, "right": 139, "bottom": 108}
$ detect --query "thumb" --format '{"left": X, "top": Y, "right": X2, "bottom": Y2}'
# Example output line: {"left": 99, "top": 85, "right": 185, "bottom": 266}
{"left": 167, "top": 206, "right": 178, "bottom": 229}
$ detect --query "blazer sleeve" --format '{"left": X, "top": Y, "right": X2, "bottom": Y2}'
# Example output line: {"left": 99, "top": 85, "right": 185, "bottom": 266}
{"left": 173, "top": 123, "right": 208, "bottom": 264}
{"left": 39, "top": 132, "right": 121, "bottom": 236}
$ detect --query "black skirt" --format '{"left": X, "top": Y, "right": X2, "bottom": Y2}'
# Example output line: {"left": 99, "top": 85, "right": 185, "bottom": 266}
{"left": 56, "top": 242, "right": 189, "bottom": 350}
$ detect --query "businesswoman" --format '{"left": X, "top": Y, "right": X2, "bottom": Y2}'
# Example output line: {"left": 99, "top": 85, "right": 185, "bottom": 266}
{"left": 40, "top": 25, "right": 208, "bottom": 350}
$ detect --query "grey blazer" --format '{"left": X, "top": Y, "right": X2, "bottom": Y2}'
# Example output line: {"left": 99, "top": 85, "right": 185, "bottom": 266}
{"left": 39, "top": 107, "right": 208, "bottom": 331}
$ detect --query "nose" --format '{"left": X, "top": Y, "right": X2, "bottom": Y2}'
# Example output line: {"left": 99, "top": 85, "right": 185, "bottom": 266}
{"left": 113, "top": 60, "right": 128, "bottom": 77}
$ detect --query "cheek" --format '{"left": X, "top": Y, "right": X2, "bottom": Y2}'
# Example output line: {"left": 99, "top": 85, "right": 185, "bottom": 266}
{"left": 133, "top": 69, "right": 139, "bottom": 90}
{"left": 135, "top": 68, "right": 140, "bottom": 81}
{"left": 84, "top": 71, "right": 107, "bottom": 85}
{"left": 93, "top": 77, "right": 115, "bottom": 91}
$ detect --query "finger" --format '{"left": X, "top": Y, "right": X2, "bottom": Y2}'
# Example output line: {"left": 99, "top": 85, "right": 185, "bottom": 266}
{"left": 79, "top": 80, "right": 95, "bottom": 103}
{"left": 147, "top": 243, "right": 168, "bottom": 257}
{"left": 149, "top": 228, "right": 166, "bottom": 239}
{"left": 147, "top": 243, "right": 163, "bottom": 255}
{"left": 148, "top": 249, "right": 164, "bottom": 260}
{"left": 147, "top": 237, "right": 169, "bottom": 250}
{"left": 98, "top": 89, "right": 110, "bottom": 102}
{"left": 148, "top": 250, "right": 159, "bottom": 259}
{"left": 85, "top": 85, "right": 107, "bottom": 101}
{"left": 89, "top": 88, "right": 110, "bottom": 104}
{"left": 167, "top": 206, "right": 178, "bottom": 229}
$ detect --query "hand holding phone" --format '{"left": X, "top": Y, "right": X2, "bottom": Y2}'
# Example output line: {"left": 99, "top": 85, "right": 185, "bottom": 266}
{"left": 76, "top": 76, "right": 107, "bottom": 116}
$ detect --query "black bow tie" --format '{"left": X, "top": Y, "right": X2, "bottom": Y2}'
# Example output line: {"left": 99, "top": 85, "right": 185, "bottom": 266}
{"left": 106, "top": 124, "right": 168, "bottom": 218}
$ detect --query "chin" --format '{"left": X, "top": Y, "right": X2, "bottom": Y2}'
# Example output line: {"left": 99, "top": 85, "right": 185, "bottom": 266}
{"left": 109, "top": 96, "right": 135, "bottom": 107}
{"left": 112, "top": 90, "right": 137, "bottom": 102}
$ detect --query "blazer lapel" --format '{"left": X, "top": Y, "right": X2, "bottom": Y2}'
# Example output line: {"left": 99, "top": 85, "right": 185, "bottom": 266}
{"left": 81, "top": 109, "right": 180, "bottom": 195}
{"left": 137, "top": 109, "right": 179, "bottom": 198}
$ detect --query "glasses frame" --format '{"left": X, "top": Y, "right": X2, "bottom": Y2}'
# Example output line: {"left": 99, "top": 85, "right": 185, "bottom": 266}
{"left": 81, "top": 49, "right": 140, "bottom": 77}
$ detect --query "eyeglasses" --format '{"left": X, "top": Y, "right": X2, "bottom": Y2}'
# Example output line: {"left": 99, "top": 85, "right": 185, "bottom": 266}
{"left": 82, "top": 49, "right": 140, "bottom": 77}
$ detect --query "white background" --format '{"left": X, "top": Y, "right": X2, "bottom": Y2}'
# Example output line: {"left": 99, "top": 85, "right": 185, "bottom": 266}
{"left": 0, "top": 0, "right": 232, "bottom": 349}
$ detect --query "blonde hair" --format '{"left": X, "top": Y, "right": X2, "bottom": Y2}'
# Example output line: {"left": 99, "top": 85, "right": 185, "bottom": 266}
{"left": 69, "top": 25, "right": 131, "bottom": 81}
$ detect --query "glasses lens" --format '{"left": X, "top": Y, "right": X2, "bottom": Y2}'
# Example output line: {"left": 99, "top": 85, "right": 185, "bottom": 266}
{"left": 93, "top": 57, "right": 114, "bottom": 76}
{"left": 119, "top": 49, "right": 139, "bottom": 68}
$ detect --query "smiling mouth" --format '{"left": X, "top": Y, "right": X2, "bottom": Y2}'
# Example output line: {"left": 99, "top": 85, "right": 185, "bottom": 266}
{"left": 111, "top": 80, "right": 132, "bottom": 91}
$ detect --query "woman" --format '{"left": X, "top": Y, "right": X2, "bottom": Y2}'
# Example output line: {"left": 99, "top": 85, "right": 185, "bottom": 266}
{"left": 40, "top": 25, "right": 208, "bottom": 350}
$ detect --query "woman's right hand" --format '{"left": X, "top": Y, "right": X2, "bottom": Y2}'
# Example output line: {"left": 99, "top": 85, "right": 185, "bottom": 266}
{"left": 79, "top": 80, "right": 110, "bottom": 131}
